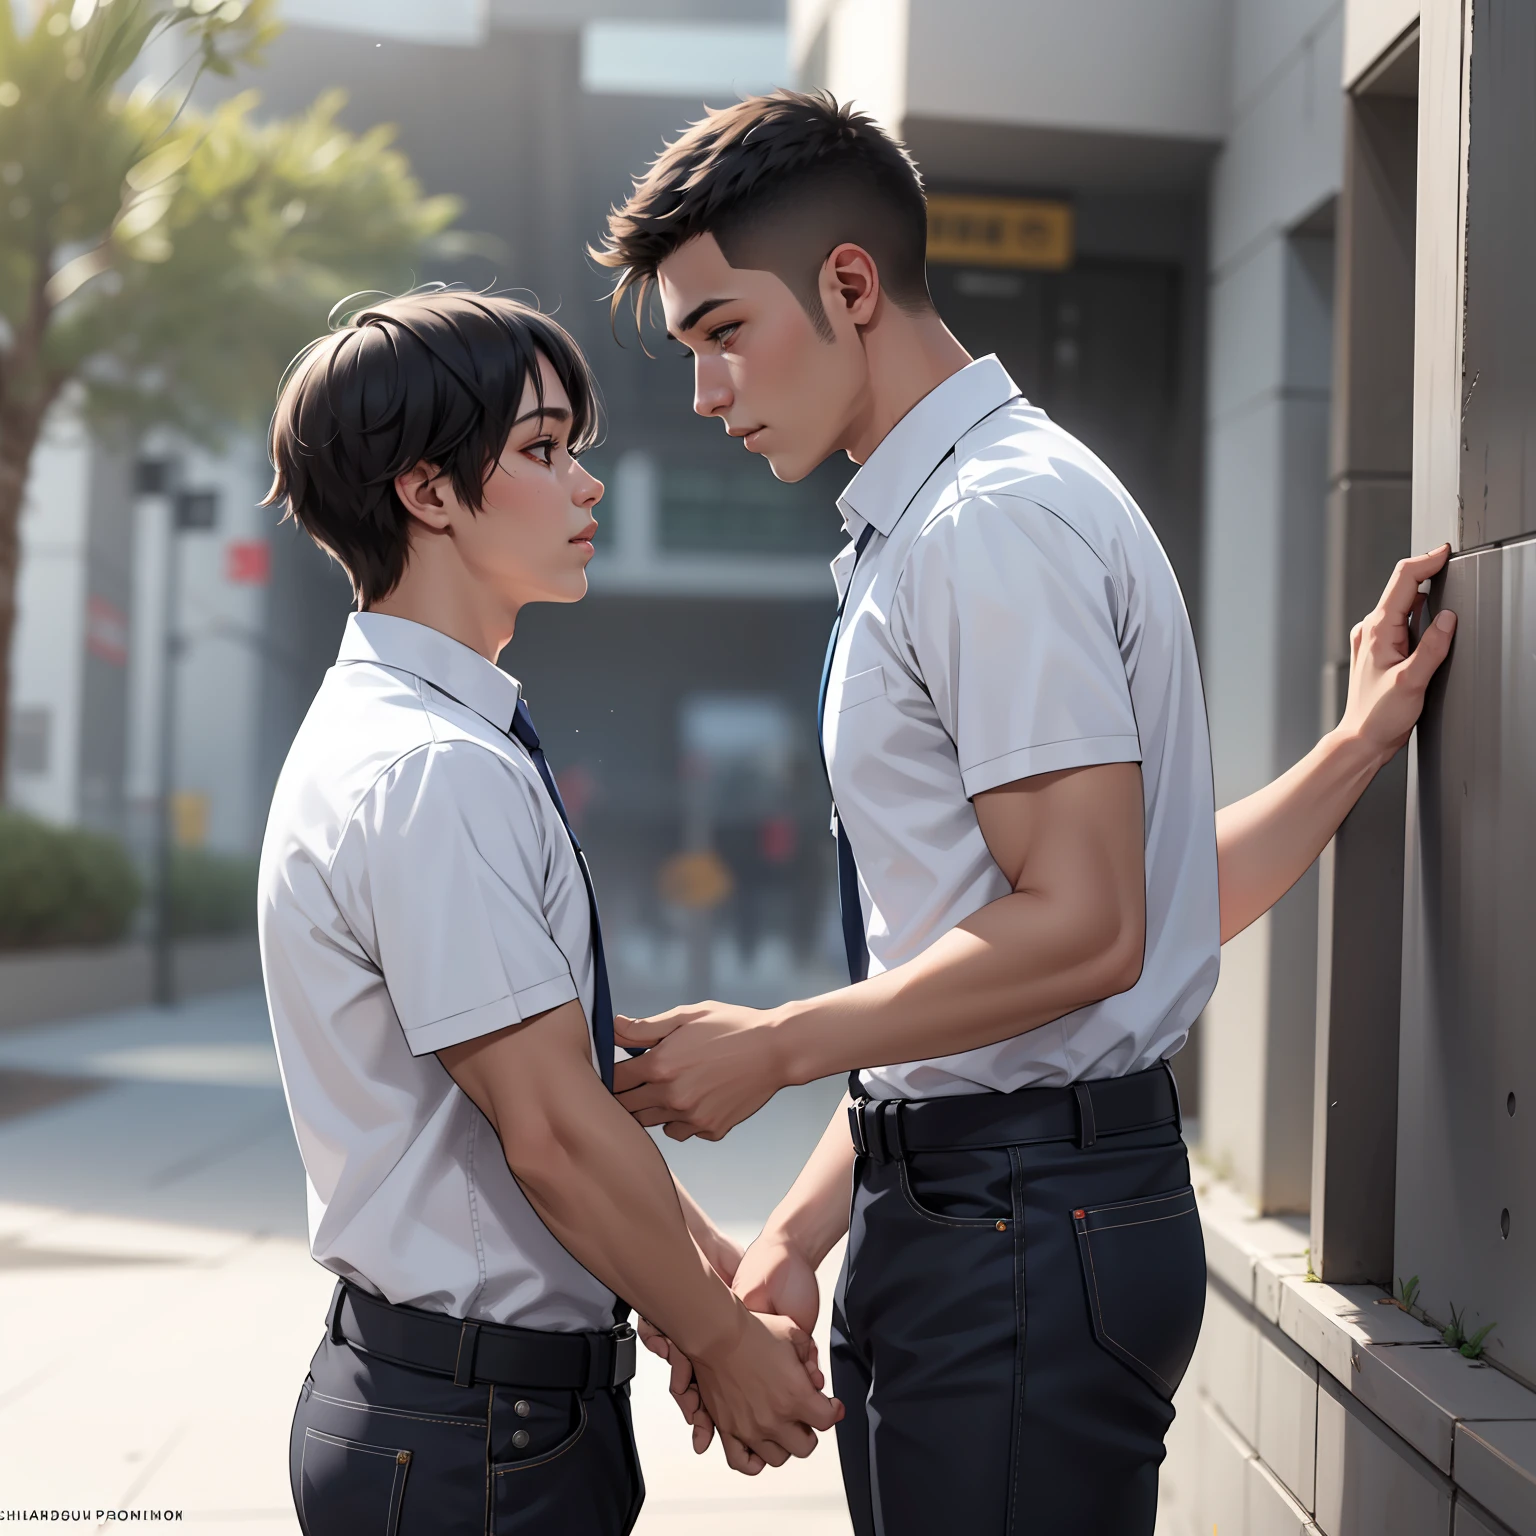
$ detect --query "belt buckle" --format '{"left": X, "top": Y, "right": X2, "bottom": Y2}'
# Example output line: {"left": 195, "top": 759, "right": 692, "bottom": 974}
{"left": 847, "top": 1100, "right": 869, "bottom": 1158}
{"left": 611, "top": 1323, "right": 637, "bottom": 1387}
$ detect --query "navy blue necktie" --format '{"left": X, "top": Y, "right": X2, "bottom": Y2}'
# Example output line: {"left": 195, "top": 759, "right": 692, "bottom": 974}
{"left": 817, "top": 523, "right": 878, "bottom": 990}
{"left": 508, "top": 698, "right": 616, "bottom": 1092}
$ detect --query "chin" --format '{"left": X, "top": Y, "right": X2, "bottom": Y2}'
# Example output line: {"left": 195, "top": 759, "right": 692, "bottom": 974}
{"left": 764, "top": 450, "right": 816, "bottom": 484}
{"left": 544, "top": 571, "right": 589, "bottom": 604}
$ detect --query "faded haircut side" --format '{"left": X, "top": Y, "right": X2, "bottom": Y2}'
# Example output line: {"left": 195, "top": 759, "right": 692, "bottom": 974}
{"left": 592, "top": 89, "right": 932, "bottom": 339}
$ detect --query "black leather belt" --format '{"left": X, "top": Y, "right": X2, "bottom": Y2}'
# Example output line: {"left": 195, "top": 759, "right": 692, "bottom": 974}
{"left": 326, "top": 1281, "right": 637, "bottom": 1396}
{"left": 848, "top": 1061, "right": 1180, "bottom": 1164}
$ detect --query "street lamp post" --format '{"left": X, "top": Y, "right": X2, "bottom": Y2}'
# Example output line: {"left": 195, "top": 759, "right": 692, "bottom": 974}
{"left": 146, "top": 474, "right": 218, "bottom": 1008}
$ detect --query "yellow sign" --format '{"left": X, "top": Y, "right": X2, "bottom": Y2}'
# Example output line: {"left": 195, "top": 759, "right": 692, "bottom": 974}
{"left": 172, "top": 790, "right": 209, "bottom": 849}
{"left": 927, "top": 193, "right": 1074, "bottom": 271}
{"left": 657, "top": 849, "right": 734, "bottom": 911}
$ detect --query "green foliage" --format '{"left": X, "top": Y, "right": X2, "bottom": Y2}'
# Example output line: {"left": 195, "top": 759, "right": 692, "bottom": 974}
{"left": 1395, "top": 1274, "right": 1421, "bottom": 1315}
{"left": 168, "top": 845, "right": 256, "bottom": 936}
{"left": 0, "top": 0, "right": 467, "bottom": 436}
{"left": 1441, "top": 1303, "right": 1498, "bottom": 1361}
{"left": 1462, "top": 1323, "right": 1497, "bottom": 1360}
{"left": 0, "top": 809, "right": 141, "bottom": 948}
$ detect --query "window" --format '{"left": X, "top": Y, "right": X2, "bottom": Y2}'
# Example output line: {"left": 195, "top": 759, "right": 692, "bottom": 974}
{"left": 658, "top": 462, "right": 843, "bottom": 556}
{"left": 9, "top": 706, "right": 50, "bottom": 777}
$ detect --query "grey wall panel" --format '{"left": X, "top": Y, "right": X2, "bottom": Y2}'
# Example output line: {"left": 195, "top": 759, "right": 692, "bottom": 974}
{"left": 1460, "top": 0, "right": 1536, "bottom": 547}
{"left": 1397, "top": 537, "right": 1536, "bottom": 1383}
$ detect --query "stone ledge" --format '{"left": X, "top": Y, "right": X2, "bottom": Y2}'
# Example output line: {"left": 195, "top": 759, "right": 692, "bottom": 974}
{"left": 0, "top": 936, "right": 260, "bottom": 1031}
{"left": 1455, "top": 1422, "right": 1536, "bottom": 1535}
{"left": 1194, "top": 1172, "right": 1536, "bottom": 1531}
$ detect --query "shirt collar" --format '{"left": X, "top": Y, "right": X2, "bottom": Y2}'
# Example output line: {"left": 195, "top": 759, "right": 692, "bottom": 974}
{"left": 337, "top": 612, "right": 522, "bottom": 734}
{"left": 836, "top": 354, "right": 1022, "bottom": 539}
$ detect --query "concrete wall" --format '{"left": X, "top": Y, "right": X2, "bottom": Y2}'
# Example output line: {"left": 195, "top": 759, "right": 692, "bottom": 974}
{"left": 792, "top": 0, "right": 1228, "bottom": 143}
{"left": 1198, "top": 0, "right": 1344, "bottom": 1215}
{"left": 7, "top": 404, "right": 92, "bottom": 827}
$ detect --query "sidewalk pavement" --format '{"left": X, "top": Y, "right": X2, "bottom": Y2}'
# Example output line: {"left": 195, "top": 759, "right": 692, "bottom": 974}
{"left": 0, "top": 987, "right": 851, "bottom": 1535}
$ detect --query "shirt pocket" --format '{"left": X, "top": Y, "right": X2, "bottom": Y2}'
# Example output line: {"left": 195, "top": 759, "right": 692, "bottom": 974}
{"left": 838, "top": 665, "right": 888, "bottom": 713}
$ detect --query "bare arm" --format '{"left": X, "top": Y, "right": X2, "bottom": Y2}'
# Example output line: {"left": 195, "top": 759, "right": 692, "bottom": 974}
{"left": 613, "top": 759, "right": 1145, "bottom": 1141}
{"left": 1216, "top": 547, "right": 1456, "bottom": 943}
{"left": 673, "top": 1175, "right": 743, "bottom": 1283}
{"left": 733, "top": 1097, "right": 856, "bottom": 1329}
{"left": 438, "top": 1001, "right": 839, "bottom": 1469}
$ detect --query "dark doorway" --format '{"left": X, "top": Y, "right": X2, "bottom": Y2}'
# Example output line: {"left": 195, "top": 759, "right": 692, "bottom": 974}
{"left": 928, "top": 258, "right": 1187, "bottom": 592}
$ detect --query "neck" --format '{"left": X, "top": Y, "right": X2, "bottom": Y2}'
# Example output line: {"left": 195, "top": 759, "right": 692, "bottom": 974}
{"left": 842, "top": 304, "right": 973, "bottom": 465}
{"left": 369, "top": 548, "right": 516, "bottom": 663}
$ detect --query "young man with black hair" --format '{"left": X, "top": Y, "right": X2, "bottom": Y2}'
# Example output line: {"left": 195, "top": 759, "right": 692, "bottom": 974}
{"left": 596, "top": 92, "right": 1457, "bottom": 1533}
{"left": 258, "top": 288, "right": 840, "bottom": 1536}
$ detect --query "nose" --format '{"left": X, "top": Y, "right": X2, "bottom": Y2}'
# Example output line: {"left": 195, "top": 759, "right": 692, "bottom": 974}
{"left": 693, "top": 354, "right": 732, "bottom": 419}
{"left": 575, "top": 464, "right": 603, "bottom": 507}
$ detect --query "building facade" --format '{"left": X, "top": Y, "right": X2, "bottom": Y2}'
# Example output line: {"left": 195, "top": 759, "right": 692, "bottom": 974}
{"left": 6, "top": 5, "right": 1535, "bottom": 1526}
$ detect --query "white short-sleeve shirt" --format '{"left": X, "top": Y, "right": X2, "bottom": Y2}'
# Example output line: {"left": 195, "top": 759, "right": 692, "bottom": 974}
{"left": 258, "top": 612, "right": 616, "bottom": 1329}
{"left": 823, "top": 356, "right": 1220, "bottom": 1098}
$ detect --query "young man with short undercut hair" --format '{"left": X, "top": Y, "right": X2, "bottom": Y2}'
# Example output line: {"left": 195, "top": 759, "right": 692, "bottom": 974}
{"left": 258, "top": 287, "right": 839, "bottom": 1536}
{"left": 598, "top": 92, "right": 1455, "bottom": 1534}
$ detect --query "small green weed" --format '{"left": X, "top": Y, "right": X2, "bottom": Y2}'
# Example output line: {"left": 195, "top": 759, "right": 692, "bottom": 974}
{"left": 1441, "top": 1303, "right": 1497, "bottom": 1360}
{"left": 1395, "top": 1275, "right": 1421, "bottom": 1316}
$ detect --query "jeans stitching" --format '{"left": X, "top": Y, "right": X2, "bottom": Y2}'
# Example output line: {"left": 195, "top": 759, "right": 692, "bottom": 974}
{"left": 310, "top": 1391, "right": 487, "bottom": 1430}
{"left": 484, "top": 1384, "right": 494, "bottom": 1536}
{"left": 1079, "top": 1227, "right": 1182, "bottom": 1395}
{"left": 895, "top": 1157, "right": 1007, "bottom": 1228}
{"left": 1083, "top": 1207, "right": 1195, "bottom": 1234}
{"left": 1080, "top": 1190, "right": 1193, "bottom": 1218}
{"left": 492, "top": 1393, "right": 589, "bottom": 1476}
{"left": 300, "top": 1428, "right": 412, "bottom": 1536}
{"left": 1005, "top": 1145, "right": 1027, "bottom": 1536}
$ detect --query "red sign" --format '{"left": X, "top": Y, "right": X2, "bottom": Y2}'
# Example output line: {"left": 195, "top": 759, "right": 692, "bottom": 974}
{"left": 85, "top": 593, "right": 128, "bottom": 666}
{"left": 226, "top": 539, "right": 271, "bottom": 585}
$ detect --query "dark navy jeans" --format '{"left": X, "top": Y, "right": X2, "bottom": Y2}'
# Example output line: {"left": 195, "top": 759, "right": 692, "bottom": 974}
{"left": 832, "top": 1116, "right": 1204, "bottom": 1535}
{"left": 290, "top": 1332, "right": 643, "bottom": 1536}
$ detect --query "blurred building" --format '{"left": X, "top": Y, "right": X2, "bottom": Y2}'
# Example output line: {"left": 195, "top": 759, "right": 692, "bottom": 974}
{"left": 9, "top": 0, "right": 1536, "bottom": 1526}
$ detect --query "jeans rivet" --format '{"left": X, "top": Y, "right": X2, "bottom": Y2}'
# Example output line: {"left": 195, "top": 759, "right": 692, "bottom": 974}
{"left": 996, "top": 1220, "right": 1007, "bottom": 1232}
{"left": 512, "top": 1429, "right": 531, "bottom": 1450}
{"left": 514, "top": 1399, "right": 532, "bottom": 1418}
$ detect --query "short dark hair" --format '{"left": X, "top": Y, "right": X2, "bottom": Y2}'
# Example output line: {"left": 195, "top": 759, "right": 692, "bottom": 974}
{"left": 593, "top": 90, "right": 931, "bottom": 337}
{"left": 264, "top": 287, "right": 600, "bottom": 607}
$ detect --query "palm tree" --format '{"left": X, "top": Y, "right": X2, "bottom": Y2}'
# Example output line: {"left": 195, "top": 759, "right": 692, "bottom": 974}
{"left": 0, "top": 0, "right": 464, "bottom": 784}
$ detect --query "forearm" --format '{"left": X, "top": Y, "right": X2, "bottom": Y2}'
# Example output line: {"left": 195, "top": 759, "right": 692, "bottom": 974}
{"left": 504, "top": 1081, "right": 743, "bottom": 1358}
{"left": 673, "top": 1174, "right": 740, "bottom": 1279}
{"left": 1216, "top": 725, "right": 1386, "bottom": 944}
{"left": 773, "top": 885, "right": 1140, "bottom": 1086}
{"left": 758, "top": 1098, "right": 857, "bottom": 1267}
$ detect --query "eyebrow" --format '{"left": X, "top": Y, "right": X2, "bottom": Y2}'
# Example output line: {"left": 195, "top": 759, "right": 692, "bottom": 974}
{"left": 510, "top": 405, "right": 571, "bottom": 428}
{"left": 667, "top": 297, "right": 734, "bottom": 340}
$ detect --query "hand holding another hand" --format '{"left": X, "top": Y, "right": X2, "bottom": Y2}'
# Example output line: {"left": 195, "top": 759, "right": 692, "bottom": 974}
{"left": 614, "top": 1001, "right": 788, "bottom": 1142}
{"left": 638, "top": 1305, "right": 834, "bottom": 1474}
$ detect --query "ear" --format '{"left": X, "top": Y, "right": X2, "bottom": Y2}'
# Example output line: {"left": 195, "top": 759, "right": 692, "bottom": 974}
{"left": 394, "top": 461, "right": 456, "bottom": 532}
{"left": 821, "top": 242, "right": 881, "bottom": 330}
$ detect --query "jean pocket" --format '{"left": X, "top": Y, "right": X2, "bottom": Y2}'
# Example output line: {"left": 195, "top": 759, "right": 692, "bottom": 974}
{"left": 493, "top": 1393, "right": 639, "bottom": 1534}
{"left": 1072, "top": 1184, "right": 1206, "bottom": 1399}
{"left": 493, "top": 1391, "right": 588, "bottom": 1475}
{"left": 897, "top": 1149, "right": 1013, "bottom": 1227}
{"left": 299, "top": 1427, "right": 411, "bottom": 1536}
